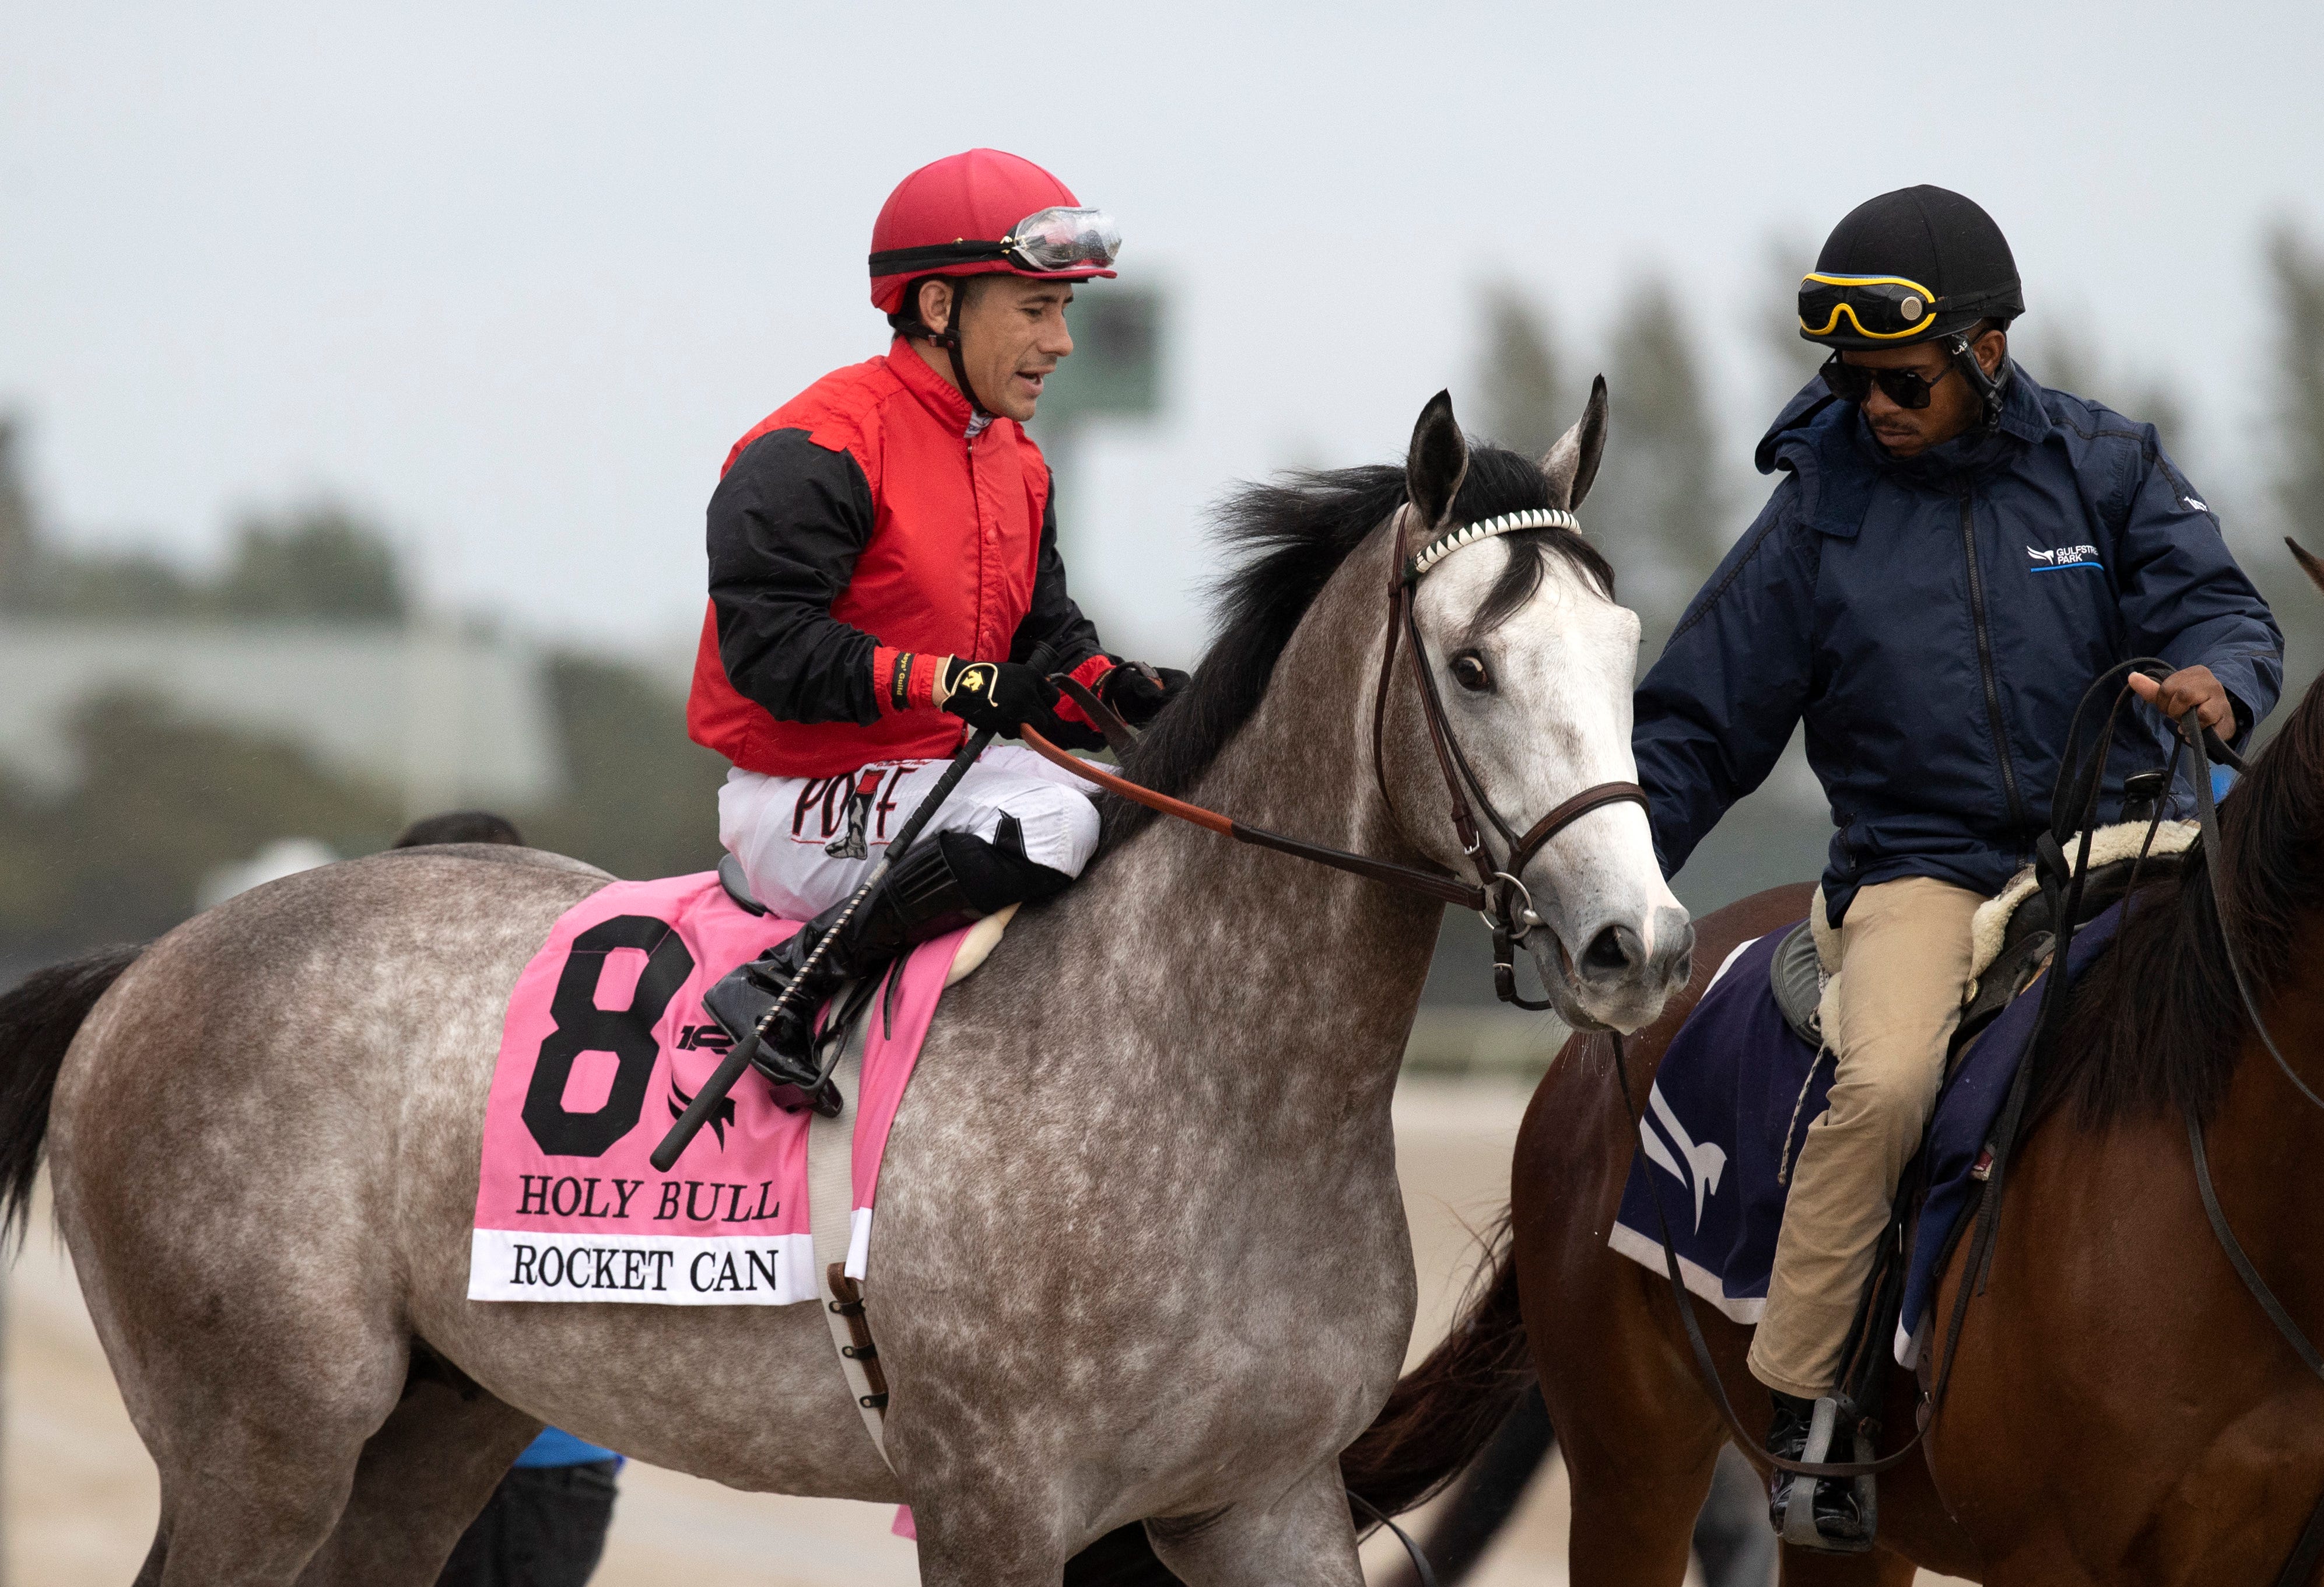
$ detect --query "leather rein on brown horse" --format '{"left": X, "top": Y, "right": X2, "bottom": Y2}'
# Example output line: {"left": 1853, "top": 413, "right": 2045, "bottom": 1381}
{"left": 1021, "top": 503, "right": 1647, "bottom": 1013}
{"left": 1614, "top": 660, "right": 2324, "bottom": 1583}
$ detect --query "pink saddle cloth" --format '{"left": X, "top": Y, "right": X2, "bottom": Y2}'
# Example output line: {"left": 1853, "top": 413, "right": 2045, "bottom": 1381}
{"left": 467, "top": 871, "right": 966, "bottom": 1306}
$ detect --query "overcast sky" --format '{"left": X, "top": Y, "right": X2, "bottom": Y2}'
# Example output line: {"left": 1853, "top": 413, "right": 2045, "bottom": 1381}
{"left": 4, "top": 0, "right": 2318, "bottom": 671}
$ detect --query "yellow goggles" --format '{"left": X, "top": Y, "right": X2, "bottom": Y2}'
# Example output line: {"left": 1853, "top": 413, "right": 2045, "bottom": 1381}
{"left": 1798, "top": 272, "right": 1941, "bottom": 341}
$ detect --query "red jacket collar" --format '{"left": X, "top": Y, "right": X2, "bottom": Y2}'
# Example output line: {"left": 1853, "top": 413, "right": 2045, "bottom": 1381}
{"left": 885, "top": 335, "right": 986, "bottom": 437}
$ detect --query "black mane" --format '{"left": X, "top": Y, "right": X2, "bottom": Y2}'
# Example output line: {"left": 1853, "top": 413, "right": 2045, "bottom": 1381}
{"left": 1100, "top": 443, "right": 1613, "bottom": 849}
{"left": 2045, "top": 668, "right": 2324, "bottom": 1128}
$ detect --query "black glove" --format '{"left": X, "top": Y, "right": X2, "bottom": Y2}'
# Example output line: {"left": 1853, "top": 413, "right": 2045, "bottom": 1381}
{"left": 1098, "top": 660, "right": 1192, "bottom": 727}
{"left": 940, "top": 658, "right": 1105, "bottom": 750}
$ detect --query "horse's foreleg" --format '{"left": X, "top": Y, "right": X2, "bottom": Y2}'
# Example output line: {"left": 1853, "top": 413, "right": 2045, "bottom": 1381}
{"left": 1144, "top": 1462, "right": 1364, "bottom": 1586}
{"left": 907, "top": 1484, "right": 1075, "bottom": 1587}
{"left": 295, "top": 1367, "right": 542, "bottom": 1585}
{"left": 1527, "top": 1231, "right": 1730, "bottom": 1584}
{"left": 1559, "top": 1434, "right": 1722, "bottom": 1586}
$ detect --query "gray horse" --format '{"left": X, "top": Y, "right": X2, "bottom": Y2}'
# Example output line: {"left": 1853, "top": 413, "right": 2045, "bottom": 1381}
{"left": 1, "top": 391, "right": 1689, "bottom": 1586}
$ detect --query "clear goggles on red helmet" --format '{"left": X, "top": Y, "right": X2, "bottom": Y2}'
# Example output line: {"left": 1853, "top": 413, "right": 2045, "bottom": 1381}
{"left": 1000, "top": 206, "right": 1120, "bottom": 271}
{"left": 870, "top": 206, "right": 1121, "bottom": 278}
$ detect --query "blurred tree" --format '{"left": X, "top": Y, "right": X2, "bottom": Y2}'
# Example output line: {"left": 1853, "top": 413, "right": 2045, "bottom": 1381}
{"left": 2271, "top": 226, "right": 2324, "bottom": 541}
{"left": 0, "top": 422, "right": 212, "bottom": 618}
{"left": 1757, "top": 234, "right": 1825, "bottom": 416}
{"left": 0, "top": 440, "right": 726, "bottom": 958}
{"left": 0, "top": 653, "right": 732, "bottom": 960}
{"left": 2017, "top": 317, "right": 2190, "bottom": 457}
{"left": 1592, "top": 278, "right": 1726, "bottom": 654}
{"left": 0, "top": 418, "right": 36, "bottom": 608}
{"left": 2259, "top": 224, "right": 2324, "bottom": 709}
{"left": 0, "top": 691, "right": 403, "bottom": 955}
{"left": 0, "top": 448, "right": 405, "bottom": 622}
{"left": 217, "top": 505, "right": 408, "bottom": 620}
{"left": 517, "top": 653, "right": 728, "bottom": 882}
{"left": 1474, "top": 283, "right": 1575, "bottom": 459}
{"left": 27, "top": 548, "right": 209, "bottom": 619}
{"left": 67, "top": 692, "right": 404, "bottom": 934}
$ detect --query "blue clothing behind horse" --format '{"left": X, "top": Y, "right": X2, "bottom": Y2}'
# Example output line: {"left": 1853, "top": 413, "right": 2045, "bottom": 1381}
{"left": 1635, "top": 365, "right": 2280, "bottom": 924}
{"left": 514, "top": 1429, "right": 621, "bottom": 1469}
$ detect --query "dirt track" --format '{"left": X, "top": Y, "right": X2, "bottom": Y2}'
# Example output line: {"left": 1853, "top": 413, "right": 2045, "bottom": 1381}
{"left": 2, "top": 1078, "right": 1724, "bottom": 1585}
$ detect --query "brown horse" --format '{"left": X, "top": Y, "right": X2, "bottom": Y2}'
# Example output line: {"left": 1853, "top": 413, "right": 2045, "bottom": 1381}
{"left": 1350, "top": 650, "right": 2324, "bottom": 1583}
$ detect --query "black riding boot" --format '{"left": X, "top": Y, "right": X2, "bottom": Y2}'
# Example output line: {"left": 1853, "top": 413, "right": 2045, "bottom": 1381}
{"left": 704, "top": 826, "right": 1069, "bottom": 1103}
{"left": 1765, "top": 1389, "right": 1869, "bottom": 1548}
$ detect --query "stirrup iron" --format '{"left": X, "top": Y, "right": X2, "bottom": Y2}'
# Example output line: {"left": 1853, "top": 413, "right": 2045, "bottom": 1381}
{"left": 1772, "top": 1394, "right": 1876, "bottom": 1554}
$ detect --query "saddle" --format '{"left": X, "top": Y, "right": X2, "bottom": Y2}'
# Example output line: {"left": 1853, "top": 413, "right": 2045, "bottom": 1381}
{"left": 1767, "top": 819, "right": 2199, "bottom": 1063}
{"left": 717, "top": 850, "right": 1018, "bottom": 992}
{"left": 718, "top": 852, "right": 769, "bottom": 916}
{"left": 1752, "top": 819, "right": 2196, "bottom": 1549}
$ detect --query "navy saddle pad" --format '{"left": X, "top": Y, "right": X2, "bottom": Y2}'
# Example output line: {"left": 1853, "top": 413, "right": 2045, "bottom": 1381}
{"left": 1610, "top": 905, "right": 2123, "bottom": 1366}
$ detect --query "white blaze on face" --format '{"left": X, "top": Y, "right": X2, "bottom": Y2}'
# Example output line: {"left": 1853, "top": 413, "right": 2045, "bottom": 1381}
{"left": 1410, "top": 539, "right": 1686, "bottom": 1030}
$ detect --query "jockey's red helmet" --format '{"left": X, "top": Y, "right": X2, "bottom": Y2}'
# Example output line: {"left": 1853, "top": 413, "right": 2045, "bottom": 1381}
{"left": 868, "top": 149, "right": 1120, "bottom": 314}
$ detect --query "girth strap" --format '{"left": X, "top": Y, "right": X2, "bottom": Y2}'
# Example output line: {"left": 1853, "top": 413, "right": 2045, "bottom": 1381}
{"left": 809, "top": 999, "right": 892, "bottom": 1469}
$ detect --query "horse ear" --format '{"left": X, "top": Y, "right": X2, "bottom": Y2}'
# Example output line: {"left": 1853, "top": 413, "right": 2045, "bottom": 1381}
{"left": 1405, "top": 390, "right": 1470, "bottom": 530}
{"left": 2289, "top": 537, "right": 2324, "bottom": 598}
{"left": 1540, "top": 375, "right": 1611, "bottom": 511}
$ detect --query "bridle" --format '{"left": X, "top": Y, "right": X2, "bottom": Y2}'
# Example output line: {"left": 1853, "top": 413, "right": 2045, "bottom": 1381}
{"left": 1369, "top": 503, "right": 1649, "bottom": 1011}
{"left": 1019, "top": 499, "right": 1649, "bottom": 1013}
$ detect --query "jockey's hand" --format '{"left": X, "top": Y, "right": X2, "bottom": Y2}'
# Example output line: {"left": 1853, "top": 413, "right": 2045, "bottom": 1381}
{"left": 2128, "top": 665, "right": 2234, "bottom": 739}
{"left": 938, "top": 657, "right": 1102, "bottom": 749}
{"left": 1098, "top": 660, "right": 1193, "bottom": 727}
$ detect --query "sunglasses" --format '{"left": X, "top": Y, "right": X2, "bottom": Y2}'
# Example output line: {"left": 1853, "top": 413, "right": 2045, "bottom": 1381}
{"left": 1798, "top": 272, "right": 1941, "bottom": 341}
{"left": 1820, "top": 352, "right": 1954, "bottom": 411}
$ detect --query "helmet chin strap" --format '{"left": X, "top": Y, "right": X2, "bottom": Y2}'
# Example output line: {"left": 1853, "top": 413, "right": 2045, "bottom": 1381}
{"left": 1943, "top": 331, "right": 2007, "bottom": 432}
{"left": 930, "top": 282, "right": 993, "bottom": 421}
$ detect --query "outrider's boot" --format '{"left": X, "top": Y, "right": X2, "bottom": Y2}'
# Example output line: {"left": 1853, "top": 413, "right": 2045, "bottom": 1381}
{"left": 704, "top": 825, "right": 1068, "bottom": 1108}
{"left": 1765, "top": 1390, "right": 1869, "bottom": 1550}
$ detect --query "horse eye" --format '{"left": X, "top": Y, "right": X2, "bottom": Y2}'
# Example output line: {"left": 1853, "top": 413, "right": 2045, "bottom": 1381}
{"left": 1452, "top": 651, "right": 1492, "bottom": 693}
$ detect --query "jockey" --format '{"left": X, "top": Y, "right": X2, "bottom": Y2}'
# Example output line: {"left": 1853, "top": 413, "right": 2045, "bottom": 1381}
{"left": 689, "top": 148, "right": 1186, "bottom": 1093}
{"left": 1632, "top": 186, "right": 2283, "bottom": 1543}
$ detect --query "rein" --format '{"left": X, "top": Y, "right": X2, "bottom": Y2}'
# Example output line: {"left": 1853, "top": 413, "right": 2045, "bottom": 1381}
{"left": 1019, "top": 503, "right": 1648, "bottom": 1011}
{"left": 2180, "top": 714, "right": 2324, "bottom": 1587}
{"left": 1613, "top": 661, "right": 2324, "bottom": 1553}
{"left": 1372, "top": 508, "right": 1647, "bottom": 1008}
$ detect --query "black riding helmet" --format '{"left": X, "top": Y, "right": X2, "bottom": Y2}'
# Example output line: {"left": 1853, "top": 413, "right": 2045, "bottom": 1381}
{"left": 1800, "top": 185, "right": 2024, "bottom": 428}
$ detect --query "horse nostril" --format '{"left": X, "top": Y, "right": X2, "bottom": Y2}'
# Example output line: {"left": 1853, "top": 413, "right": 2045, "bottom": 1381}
{"left": 1583, "top": 923, "right": 1643, "bottom": 977}
{"left": 1667, "top": 919, "right": 1697, "bottom": 984}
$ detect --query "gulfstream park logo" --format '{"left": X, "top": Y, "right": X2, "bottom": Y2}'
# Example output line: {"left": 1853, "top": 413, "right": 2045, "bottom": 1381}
{"left": 1638, "top": 1081, "right": 1727, "bottom": 1232}
{"left": 2026, "top": 543, "right": 2101, "bottom": 572}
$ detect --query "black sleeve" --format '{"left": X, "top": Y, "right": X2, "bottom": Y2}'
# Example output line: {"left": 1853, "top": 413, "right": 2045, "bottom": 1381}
{"left": 1007, "top": 471, "right": 1106, "bottom": 668}
{"left": 707, "top": 428, "right": 884, "bottom": 726}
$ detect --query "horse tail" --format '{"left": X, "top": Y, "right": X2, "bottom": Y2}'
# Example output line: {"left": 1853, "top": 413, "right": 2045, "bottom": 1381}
{"left": 0, "top": 943, "right": 142, "bottom": 1247}
{"left": 1340, "top": 1212, "right": 1534, "bottom": 1525}
{"left": 1377, "top": 1384, "right": 1555, "bottom": 1587}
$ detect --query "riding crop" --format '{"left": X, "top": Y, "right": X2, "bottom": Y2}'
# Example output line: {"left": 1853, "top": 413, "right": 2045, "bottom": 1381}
{"left": 650, "top": 642, "right": 1058, "bottom": 1172}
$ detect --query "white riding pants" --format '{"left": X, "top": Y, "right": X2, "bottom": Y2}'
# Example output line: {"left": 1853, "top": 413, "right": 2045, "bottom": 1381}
{"left": 717, "top": 746, "right": 1102, "bottom": 922}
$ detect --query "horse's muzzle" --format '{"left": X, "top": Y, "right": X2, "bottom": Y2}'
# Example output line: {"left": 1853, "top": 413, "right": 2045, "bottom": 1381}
{"left": 1558, "top": 905, "right": 1694, "bottom": 1031}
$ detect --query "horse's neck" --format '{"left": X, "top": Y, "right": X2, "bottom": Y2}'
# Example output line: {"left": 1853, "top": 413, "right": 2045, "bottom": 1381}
{"left": 1086, "top": 528, "right": 1445, "bottom": 1110}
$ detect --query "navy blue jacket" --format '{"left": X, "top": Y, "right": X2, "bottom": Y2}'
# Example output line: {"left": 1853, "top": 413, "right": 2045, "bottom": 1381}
{"left": 1634, "top": 363, "right": 2282, "bottom": 923}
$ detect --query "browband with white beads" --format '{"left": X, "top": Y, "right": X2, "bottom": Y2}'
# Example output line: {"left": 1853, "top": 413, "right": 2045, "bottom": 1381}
{"left": 1405, "top": 507, "right": 1582, "bottom": 581}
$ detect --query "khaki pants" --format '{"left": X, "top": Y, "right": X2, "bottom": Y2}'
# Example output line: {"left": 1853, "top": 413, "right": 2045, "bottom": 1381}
{"left": 1747, "top": 875, "right": 1982, "bottom": 1400}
